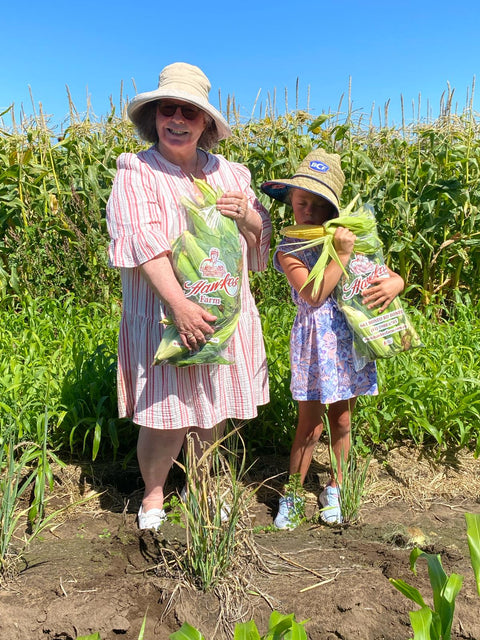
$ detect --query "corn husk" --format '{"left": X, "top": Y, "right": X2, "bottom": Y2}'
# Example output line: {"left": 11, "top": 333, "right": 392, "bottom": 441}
{"left": 281, "top": 197, "right": 382, "bottom": 296}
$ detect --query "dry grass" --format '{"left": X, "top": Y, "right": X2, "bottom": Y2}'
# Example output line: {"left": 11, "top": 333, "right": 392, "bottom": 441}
{"left": 364, "top": 445, "right": 480, "bottom": 507}
{"left": 290, "top": 442, "right": 480, "bottom": 517}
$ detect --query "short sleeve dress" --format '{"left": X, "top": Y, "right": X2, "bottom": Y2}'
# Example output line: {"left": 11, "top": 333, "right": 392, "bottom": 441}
{"left": 106, "top": 147, "right": 272, "bottom": 430}
{"left": 274, "top": 238, "right": 378, "bottom": 404}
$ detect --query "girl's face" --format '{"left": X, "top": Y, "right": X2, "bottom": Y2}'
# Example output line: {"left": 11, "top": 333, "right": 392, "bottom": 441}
{"left": 290, "top": 188, "right": 336, "bottom": 225}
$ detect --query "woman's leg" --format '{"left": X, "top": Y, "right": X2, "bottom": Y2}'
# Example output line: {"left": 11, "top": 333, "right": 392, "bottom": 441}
{"left": 289, "top": 401, "right": 326, "bottom": 485}
{"left": 188, "top": 420, "right": 226, "bottom": 459}
{"left": 327, "top": 398, "right": 356, "bottom": 486}
{"left": 137, "top": 425, "right": 188, "bottom": 511}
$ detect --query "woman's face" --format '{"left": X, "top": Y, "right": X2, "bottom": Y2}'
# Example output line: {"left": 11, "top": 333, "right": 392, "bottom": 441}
{"left": 290, "top": 188, "right": 336, "bottom": 226}
{"left": 155, "top": 100, "right": 208, "bottom": 157}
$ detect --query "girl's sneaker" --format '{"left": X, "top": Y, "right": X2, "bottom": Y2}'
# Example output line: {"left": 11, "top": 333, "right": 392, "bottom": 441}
{"left": 274, "top": 494, "right": 305, "bottom": 530}
{"left": 137, "top": 504, "right": 167, "bottom": 530}
{"left": 318, "top": 485, "right": 342, "bottom": 524}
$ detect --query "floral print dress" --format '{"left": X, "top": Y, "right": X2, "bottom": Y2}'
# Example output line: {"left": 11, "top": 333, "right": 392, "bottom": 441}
{"left": 274, "top": 239, "right": 378, "bottom": 404}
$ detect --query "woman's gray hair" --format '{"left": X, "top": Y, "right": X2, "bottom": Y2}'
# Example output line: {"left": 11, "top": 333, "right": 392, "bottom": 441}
{"left": 133, "top": 102, "right": 219, "bottom": 150}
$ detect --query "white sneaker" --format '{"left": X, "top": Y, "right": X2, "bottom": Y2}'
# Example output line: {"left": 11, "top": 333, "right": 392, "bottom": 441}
{"left": 318, "top": 485, "right": 342, "bottom": 524}
{"left": 274, "top": 494, "right": 305, "bottom": 530}
{"left": 137, "top": 504, "right": 166, "bottom": 530}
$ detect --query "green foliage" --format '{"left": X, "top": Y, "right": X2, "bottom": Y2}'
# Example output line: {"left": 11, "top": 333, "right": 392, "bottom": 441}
{"left": 355, "top": 295, "right": 480, "bottom": 452}
{"left": 0, "top": 294, "right": 133, "bottom": 461}
{"left": 329, "top": 435, "right": 371, "bottom": 525}
{"left": 390, "top": 513, "right": 480, "bottom": 639}
{"left": 169, "top": 610, "right": 308, "bottom": 640}
{"left": 2, "top": 99, "right": 480, "bottom": 307}
{"left": 249, "top": 279, "right": 297, "bottom": 455}
{"left": 281, "top": 472, "right": 306, "bottom": 528}
{"left": 465, "top": 513, "right": 480, "bottom": 596}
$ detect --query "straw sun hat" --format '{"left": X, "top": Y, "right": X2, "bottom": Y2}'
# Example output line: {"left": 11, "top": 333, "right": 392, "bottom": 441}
{"left": 127, "top": 62, "right": 232, "bottom": 144}
{"left": 261, "top": 148, "right": 345, "bottom": 215}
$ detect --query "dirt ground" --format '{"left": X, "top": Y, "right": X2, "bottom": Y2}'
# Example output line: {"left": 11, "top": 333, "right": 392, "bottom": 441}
{"left": 1, "top": 444, "right": 479, "bottom": 640}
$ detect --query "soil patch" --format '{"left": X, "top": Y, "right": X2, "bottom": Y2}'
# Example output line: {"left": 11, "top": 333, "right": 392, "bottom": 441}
{"left": 1, "top": 444, "right": 479, "bottom": 640}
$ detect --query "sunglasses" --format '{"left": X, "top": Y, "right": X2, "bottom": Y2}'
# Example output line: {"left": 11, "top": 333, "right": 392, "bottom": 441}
{"left": 157, "top": 102, "right": 202, "bottom": 120}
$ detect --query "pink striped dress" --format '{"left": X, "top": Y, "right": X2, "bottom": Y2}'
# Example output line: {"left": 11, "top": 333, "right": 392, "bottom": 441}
{"left": 106, "top": 147, "right": 272, "bottom": 430}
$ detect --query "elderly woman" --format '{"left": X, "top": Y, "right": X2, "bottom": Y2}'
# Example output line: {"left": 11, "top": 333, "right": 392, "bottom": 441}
{"left": 106, "top": 62, "right": 271, "bottom": 530}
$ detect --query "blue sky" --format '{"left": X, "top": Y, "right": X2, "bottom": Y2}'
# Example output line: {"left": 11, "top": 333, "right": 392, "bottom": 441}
{"left": 2, "top": 0, "right": 479, "bottom": 131}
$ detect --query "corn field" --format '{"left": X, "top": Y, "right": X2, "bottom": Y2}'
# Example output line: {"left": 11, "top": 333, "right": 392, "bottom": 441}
{"left": 1, "top": 91, "right": 480, "bottom": 464}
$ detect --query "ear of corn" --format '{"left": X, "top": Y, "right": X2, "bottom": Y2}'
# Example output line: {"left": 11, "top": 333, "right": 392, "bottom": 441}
{"left": 281, "top": 202, "right": 383, "bottom": 296}
{"left": 334, "top": 248, "right": 423, "bottom": 370}
{"left": 153, "top": 179, "right": 242, "bottom": 367}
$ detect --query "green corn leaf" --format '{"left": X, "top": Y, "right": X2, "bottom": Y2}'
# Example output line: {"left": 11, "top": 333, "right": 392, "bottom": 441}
{"left": 138, "top": 613, "right": 147, "bottom": 640}
{"left": 287, "top": 620, "right": 308, "bottom": 640}
{"left": 233, "top": 620, "right": 261, "bottom": 640}
{"left": 409, "top": 607, "right": 436, "bottom": 640}
{"left": 169, "top": 621, "right": 205, "bottom": 640}
{"left": 264, "top": 611, "right": 308, "bottom": 639}
{"left": 440, "top": 573, "right": 464, "bottom": 639}
{"left": 415, "top": 551, "right": 448, "bottom": 615}
{"left": 465, "top": 512, "right": 480, "bottom": 596}
{"left": 390, "top": 578, "right": 428, "bottom": 608}
{"left": 268, "top": 611, "right": 295, "bottom": 630}
{"left": 92, "top": 420, "right": 102, "bottom": 461}
{"left": 307, "top": 113, "right": 333, "bottom": 132}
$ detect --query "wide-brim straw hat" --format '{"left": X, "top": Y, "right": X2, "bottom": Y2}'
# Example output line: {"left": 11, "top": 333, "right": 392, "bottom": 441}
{"left": 261, "top": 148, "right": 345, "bottom": 214}
{"left": 127, "top": 62, "right": 232, "bottom": 142}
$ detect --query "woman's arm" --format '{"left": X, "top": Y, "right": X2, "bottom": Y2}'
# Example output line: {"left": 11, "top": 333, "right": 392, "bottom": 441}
{"left": 140, "top": 253, "right": 217, "bottom": 349}
{"left": 279, "top": 227, "right": 356, "bottom": 307}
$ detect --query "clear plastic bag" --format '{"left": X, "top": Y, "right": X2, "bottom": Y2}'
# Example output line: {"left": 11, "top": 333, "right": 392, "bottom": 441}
{"left": 153, "top": 181, "right": 242, "bottom": 367}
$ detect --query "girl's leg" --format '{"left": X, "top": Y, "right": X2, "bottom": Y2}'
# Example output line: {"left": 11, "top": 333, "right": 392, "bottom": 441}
{"left": 327, "top": 398, "right": 356, "bottom": 487}
{"left": 289, "top": 401, "right": 326, "bottom": 485}
{"left": 137, "top": 425, "right": 188, "bottom": 511}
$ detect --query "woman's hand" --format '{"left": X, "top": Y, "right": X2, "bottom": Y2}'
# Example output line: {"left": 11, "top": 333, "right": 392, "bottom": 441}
{"left": 216, "top": 191, "right": 262, "bottom": 247}
{"left": 362, "top": 270, "right": 405, "bottom": 312}
{"left": 139, "top": 254, "right": 217, "bottom": 351}
{"left": 216, "top": 190, "right": 248, "bottom": 222}
{"left": 170, "top": 297, "right": 218, "bottom": 351}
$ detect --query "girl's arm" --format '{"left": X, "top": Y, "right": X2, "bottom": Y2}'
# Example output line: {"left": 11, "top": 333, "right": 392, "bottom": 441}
{"left": 278, "top": 227, "right": 356, "bottom": 307}
{"left": 361, "top": 267, "right": 405, "bottom": 311}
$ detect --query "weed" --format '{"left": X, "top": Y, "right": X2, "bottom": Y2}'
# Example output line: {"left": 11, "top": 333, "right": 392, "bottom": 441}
{"left": 390, "top": 512, "right": 480, "bottom": 639}
{"left": 169, "top": 610, "right": 308, "bottom": 639}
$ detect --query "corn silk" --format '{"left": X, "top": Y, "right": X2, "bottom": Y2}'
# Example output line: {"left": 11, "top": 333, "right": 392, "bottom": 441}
{"left": 281, "top": 199, "right": 422, "bottom": 372}
{"left": 153, "top": 179, "right": 242, "bottom": 367}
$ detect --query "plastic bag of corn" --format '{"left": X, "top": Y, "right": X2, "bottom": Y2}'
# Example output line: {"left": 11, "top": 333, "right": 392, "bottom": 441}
{"left": 282, "top": 201, "right": 422, "bottom": 371}
{"left": 153, "top": 179, "right": 242, "bottom": 367}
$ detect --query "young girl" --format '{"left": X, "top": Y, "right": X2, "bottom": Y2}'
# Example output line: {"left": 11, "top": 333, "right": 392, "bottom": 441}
{"left": 261, "top": 149, "right": 404, "bottom": 528}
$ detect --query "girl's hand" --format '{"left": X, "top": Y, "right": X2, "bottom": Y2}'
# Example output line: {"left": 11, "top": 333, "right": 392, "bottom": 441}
{"left": 362, "top": 271, "right": 405, "bottom": 312}
{"left": 333, "top": 227, "right": 356, "bottom": 259}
